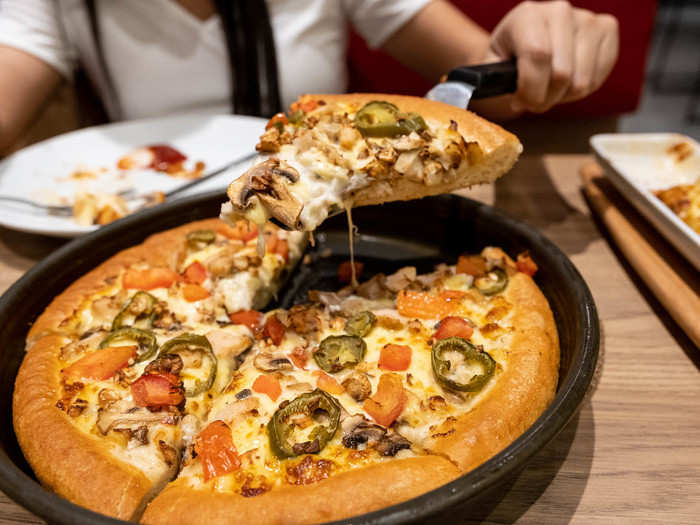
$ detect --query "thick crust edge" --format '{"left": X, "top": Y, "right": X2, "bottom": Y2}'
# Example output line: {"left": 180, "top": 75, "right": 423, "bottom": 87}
{"left": 141, "top": 455, "right": 459, "bottom": 525}
{"left": 424, "top": 271, "right": 560, "bottom": 470}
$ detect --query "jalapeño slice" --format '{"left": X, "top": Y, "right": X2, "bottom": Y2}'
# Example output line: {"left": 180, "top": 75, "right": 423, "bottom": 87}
{"left": 267, "top": 389, "right": 341, "bottom": 458}
{"left": 431, "top": 337, "right": 495, "bottom": 392}
{"left": 186, "top": 229, "right": 216, "bottom": 249}
{"left": 99, "top": 327, "right": 157, "bottom": 363}
{"left": 159, "top": 333, "right": 217, "bottom": 397}
{"left": 355, "top": 100, "right": 427, "bottom": 137}
{"left": 112, "top": 291, "right": 159, "bottom": 330}
{"left": 344, "top": 311, "right": 376, "bottom": 338}
{"left": 473, "top": 268, "right": 508, "bottom": 296}
{"left": 313, "top": 335, "right": 366, "bottom": 373}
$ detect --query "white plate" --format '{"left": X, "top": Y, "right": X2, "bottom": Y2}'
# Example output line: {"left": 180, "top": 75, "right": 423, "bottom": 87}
{"left": 0, "top": 113, "right": 266, "bottom": 237}
{"left": 590, "top": 133, "right": 700, "bottom": 271}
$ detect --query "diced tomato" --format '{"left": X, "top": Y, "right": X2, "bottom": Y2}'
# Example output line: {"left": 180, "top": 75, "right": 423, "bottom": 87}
{"left": 262, "top": 314, "right": 286, "bottom": 345}
{"left": 288, "top": 347, "right": 308, "bottom": 369}
{"left": 182, "top": 283, "right": 210, "bottom": 302}
{"left": 516, "top": 252, "right": 538, "bottom": 277}
{"left": 312, "top": 371, "right": 344, "bottom": 395}
{"left": 299, "top": 99, "right": 318, "bottom": 113}
{"left": 229, "top": 310, "right": 264, "bottom": 333}
{"left": 264, "top": 231, "right": 278, "bottom": 254}
{"left": 131, "top": 372, "right": 184, "bottom": 408}
{"left": 440, "top": 290, "right": 467, "bottom": 302}
{"left": 252, "top": 374, "right": 281, "bottom": 401}
{"left": 338, "top": 260, "right": 364, "bottom": 284}
{"left": 433, "top": 316, "right": 474, "bottom": 341}
{"left": 363, "top": 373, "right": 407, "bottom": 427}
{"left": 62, "top": 346, "right": 136, "bottom": 380}
{"left": 265, "top": 112, "right": 288, "bottom": 130}
{"left": 396, "top": 290, "right": 457, "bottom": 320}
{"left": 123, "top": 267, "right": 181, "bottom": 290}
{"left": 378, "top": 344, "right": 412, "bottom": 371}
{"left": 195, "top": 420, "right": 241, "bottom": 482}
{"left": 456, "top": 255, "right": 487, "bottom": 277}
{"left": 183, "top": 261, "right": 207, "bottom": 284}
{"left": 147, "top": 144, "right": 187, "bottom": 171}
{"left": 273, "top": 238, "right": 289, "bottom": 262}
{"left": 217, "top": 220, "right": 258, "bottom": 242}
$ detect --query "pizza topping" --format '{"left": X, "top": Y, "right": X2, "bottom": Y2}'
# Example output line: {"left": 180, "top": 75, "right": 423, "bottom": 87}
{"left": 195, "top": 420, "right": 241, "bottom": 482}
{"left": 112, "top": 291, "right": 160, "bottom": 330}
{"left": 456, "top": 255, "right": 487, "bottom": 277}
{"left": 267, "top": 389, "right": 341, "bottom": 458}
{"left": 288, "top": 304, "right": 322, "bottom": 334}
{"left": 183, "top": 261, "right": 208, "bottom": 285}
{"left": 123, "top": 267, "right": 182, "bottom": 290}
{"left": 363, "top": 373, "right": 407, "bottom": 428}
{"left": 378, "top": 344, "right": 412, "bottom": 371}
{"left": 354, "top": 101, "right": 427, "bottom": 138}
{"left": 313, "top": 371, "right": 345, "bottom": 395}
{"left": 341, "top": 373, "right": 371, "bottom": 401}
{"left": 262, "top": 314, "right": 286, "bottom": 345}
{"left": 100, "top": 327, "right": 158, "bottom": 363}
{"left": 206, "top": 330, "right": 252, "bottom": 359}
{"left": 144, "top": 353, "right": 183, "bottom": 377}
{"left": 217, "top": 220, "right": 259, "bottom": 242}
{"left": 396, "top": 290, "right": 457, "bottom": 320}
{"left": 61, "top": 345, "right": 136, "bottom": 380}
{"left": 96, "top": 401, "right": 171, "bottom": 435}
{"left": 344, "top": 310, "right": 376, "bottom": 337}
{"left": 341, "top": 414, "right": 412, "bottom": 456}
{"left": 431, "top": 337, "right": 495, "bottom": 393}
{"left": 229, "top": 309, "right": 265, "bottom": 334}
{"left": 254, "top": 351, "right": 293, "bottom": 372}
{"left": 160, "top": 333, "right": 217, "bottom": 397}
{"left": 288, "top": 346, "right": 309, "bottom": 369}
{"left": 182, "top": 283, "right": 211, "bottom": 302}
{"left": 186, "top": 230, "right": 216, "bottom": 252}
{"left": 285, "top": 456, "right": 334, "bottom": 486}
{"left": 433, "top": 316, "right": 474, "bottom": 341}
{"left": 338, "top": 260, "right": 364, "bottom": 284}
{"left": 473, "top": 268, "right": 508, "bottom": 296}
{"left": 131, "top": 372, "right": 185, "bottom": 409}
{"left": 313, "top": 335, "right": 366, "bottom": 373}
{"left": 252, "top": 374, "right": 282, "bottom": 401}
{"left": 516, "top": 252, "right": 538, "bottom": 277}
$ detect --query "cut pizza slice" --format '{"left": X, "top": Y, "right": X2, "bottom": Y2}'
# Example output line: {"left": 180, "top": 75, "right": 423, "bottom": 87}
{"left": 221, "top": 94, "right": 522, "bottom": 232}
{"left": 13, "top": 219, "right": 307, "bottom": 520}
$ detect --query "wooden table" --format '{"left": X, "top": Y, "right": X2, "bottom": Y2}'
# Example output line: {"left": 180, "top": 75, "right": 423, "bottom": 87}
{"left": 1, "top": 154, "right": 698, "bottom": 525}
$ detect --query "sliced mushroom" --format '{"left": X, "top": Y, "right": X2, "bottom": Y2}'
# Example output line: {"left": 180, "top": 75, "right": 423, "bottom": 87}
{"left": 254, "top": 351, "right": 293, "bottom": 372}
{"left": 96, "top": 401, "right": 171, "bottom": 435}
{"left": 227, "top": 159, "right": 303, "bottom": 230}
{"left": 375, "top": 432, "right": 411, "bottom": 456}
{"left": 341, "top": 414, "right": 411, "bottom": 456}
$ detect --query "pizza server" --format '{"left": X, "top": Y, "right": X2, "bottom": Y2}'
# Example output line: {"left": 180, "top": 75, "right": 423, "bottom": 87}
{"left": 425, "top": 59, "right": 518, "bottom": 109}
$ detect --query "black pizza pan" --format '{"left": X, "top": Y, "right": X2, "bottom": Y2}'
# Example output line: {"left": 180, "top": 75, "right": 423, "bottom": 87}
{"left": 0, "top": 191, "right": 599, "bottom": 525}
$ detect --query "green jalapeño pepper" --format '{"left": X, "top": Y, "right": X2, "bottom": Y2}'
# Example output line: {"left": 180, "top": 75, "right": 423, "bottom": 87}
{"left": 267, "top": 389, "right": 341, "bottom": 458}
{"left": 473, "top": 268, "right": 508, "bottom": 296}
{"left": 431, "top": 337, "right": 496, "bottom": 393}
{"left": 159, "top": 333, "right": 217, "bottom": 397}
{"left": 99, "top": 327, "right": 157, "bottom": 363}
{"left": 112, "top": 291, "right": 159, "bottom": 330}
{"left": 344, "top": 311, "right": 376, "bottom": 337}
{"left": 355, "top": 101, "right": 427, "bottom": 137}
{"left": 287, "top": 109, "right": 305, "bottom": 125}
{"left": 186, "top": 229, "right": 216, "bottom": 250}
{"left": 313, "top": 335, "right": 366, "bottom": 373}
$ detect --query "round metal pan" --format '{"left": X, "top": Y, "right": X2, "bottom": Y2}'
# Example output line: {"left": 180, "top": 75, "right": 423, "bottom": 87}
{"left": 0, "top": 191, "right": 599, "bottom": 524}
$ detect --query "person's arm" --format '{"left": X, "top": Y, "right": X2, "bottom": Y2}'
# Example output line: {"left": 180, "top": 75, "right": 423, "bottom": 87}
{"left": 0, "top": 45, "right": 62, "bottom": 154}
{"left": 382, "top": 0, "right": 619, "bottom": 120}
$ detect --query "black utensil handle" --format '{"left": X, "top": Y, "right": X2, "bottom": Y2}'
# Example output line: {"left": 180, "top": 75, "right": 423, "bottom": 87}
{"left": 445, "top": 59, "right": 518, "bottom": 99}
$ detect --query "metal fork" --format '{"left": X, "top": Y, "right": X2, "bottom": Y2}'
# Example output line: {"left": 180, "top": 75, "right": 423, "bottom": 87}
{"left": 0, "top": 151, "right": 257, "bottom": 217}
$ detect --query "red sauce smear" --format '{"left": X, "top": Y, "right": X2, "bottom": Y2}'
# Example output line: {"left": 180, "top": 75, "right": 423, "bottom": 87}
{"left": 147, "top": 144, "right": 187, "bottom": 171}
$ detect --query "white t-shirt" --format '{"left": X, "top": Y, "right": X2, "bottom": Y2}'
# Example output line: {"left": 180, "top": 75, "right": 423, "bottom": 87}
{"left": 0, "top": 0, "right": 429, "bottom": 120}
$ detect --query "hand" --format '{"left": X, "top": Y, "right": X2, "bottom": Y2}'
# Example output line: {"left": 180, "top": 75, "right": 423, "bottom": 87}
{"left": 475, "top": 1, "right": 619, "bottom": 118}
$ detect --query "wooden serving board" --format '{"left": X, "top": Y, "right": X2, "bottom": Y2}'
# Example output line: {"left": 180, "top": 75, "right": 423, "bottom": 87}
{"left": 580, "top": 162, "right": 700, "bottom": 348}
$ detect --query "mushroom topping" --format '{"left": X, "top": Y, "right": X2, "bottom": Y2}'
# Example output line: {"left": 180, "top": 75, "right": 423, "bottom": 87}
{"left": 114, "top": 424, "right": 149, "bottom": 447}
{"left": 341, "top": 373, "right": 371, "bottom": 402}
{"left": 340, "top": 414, "right": 411, "bottom": 456}
{"left": 254, "top": 351, "right": 293, "bottom": 372}
{"left": 227, "top": 159, "right": 303, "bottom": 230}
{"left": 208, "top": 397, "right": 260, "bottom": 425}
{"left": 158, "top": 440, "right": 179, "bottom": 468}
{"left": 96, "top": 401, "right": 171, "bottom": 435}
{"left": 235, "top": 388, "right": 252, "bottom": 400}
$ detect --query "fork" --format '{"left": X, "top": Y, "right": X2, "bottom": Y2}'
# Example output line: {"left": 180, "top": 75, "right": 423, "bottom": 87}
{"left": 0, "top": 151, "right": 257, "bottom": 217}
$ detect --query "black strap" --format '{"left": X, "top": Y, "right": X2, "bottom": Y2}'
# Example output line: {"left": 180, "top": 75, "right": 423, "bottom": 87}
{"left": 84, "top": 0, "right": 123, "bottom": 120}
{"left": 214, "top": 0, "right": 282, "bottom": 117}
{"left": 84, "top": 1, "right": 282, "bottom": 119}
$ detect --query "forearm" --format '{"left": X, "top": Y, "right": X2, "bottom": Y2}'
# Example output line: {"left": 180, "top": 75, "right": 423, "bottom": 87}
{"left": 0, "top": 45, "right": 61, "bottom": 154}
{"left": 381, "top": 0, "right": 490, "bottom": 83}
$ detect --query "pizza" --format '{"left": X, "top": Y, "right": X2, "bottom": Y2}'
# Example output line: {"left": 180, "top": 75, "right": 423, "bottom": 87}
{"left": 221, "top": 94, "right": 522, "bottom": 232}
{"left": 13, "top": 215, "right": 558, "bottom": 522}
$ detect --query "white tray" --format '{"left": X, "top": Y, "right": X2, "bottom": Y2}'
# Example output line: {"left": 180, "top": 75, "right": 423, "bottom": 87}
{"left": 590, "top": 133, "right": 700, "bottom": 272}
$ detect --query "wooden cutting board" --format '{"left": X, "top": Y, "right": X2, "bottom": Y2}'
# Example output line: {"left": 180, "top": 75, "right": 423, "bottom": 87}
{"left": 580, "top": 162, "right": 700, "bottom": 348}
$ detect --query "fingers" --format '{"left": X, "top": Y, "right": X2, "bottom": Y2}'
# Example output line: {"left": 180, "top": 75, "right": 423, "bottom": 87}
{"left": 544, "top": 1, "right": 575, "bottom": 111}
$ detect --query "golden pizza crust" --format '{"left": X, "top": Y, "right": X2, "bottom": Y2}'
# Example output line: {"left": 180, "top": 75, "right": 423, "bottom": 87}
{"left": 141, "top": 455, "right": 459, "bottom": 525}
{"left": 13, "top": 334, "right": 158, "bottom": 520}
{"left": 423, "top": 271, "right": 559, "bottom": 470}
